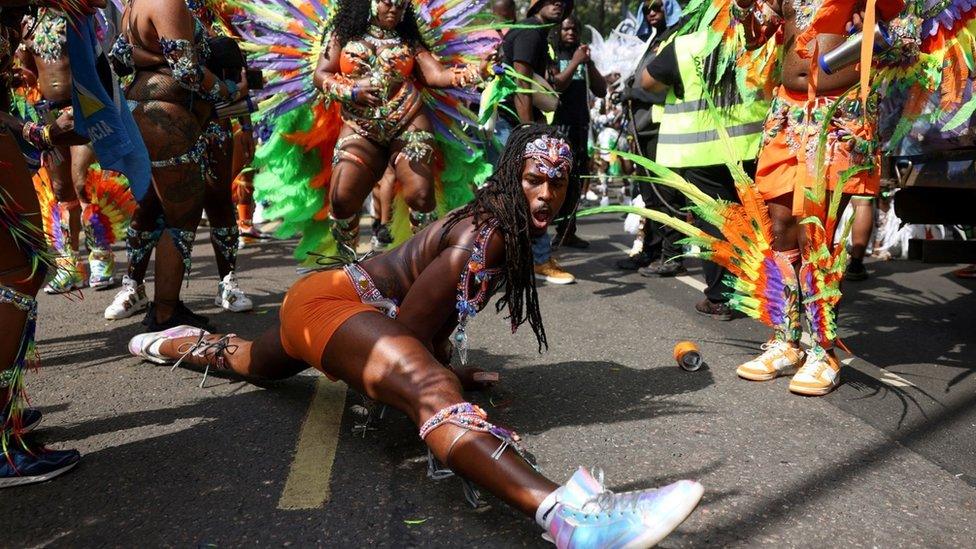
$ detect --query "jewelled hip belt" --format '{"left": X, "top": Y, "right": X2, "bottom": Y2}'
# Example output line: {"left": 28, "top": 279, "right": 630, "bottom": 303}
{"left": 343, "top": 264, "right": 399, "bottom": 319}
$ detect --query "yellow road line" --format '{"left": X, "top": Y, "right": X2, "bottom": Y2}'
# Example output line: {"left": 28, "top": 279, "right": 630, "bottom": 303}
{"left": 278, "top": 377, "right": 347, "bottom": 510}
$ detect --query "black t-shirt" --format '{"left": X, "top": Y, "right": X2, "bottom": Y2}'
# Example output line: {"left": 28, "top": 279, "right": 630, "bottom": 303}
{"left": 646, "top": 41, "right": 683, "bottom": 99}
{"left": 553, "top": 47, "right": 590, "bottom": 127}
{"left": 501, "top": 17, "right": 551, "bottom": 123}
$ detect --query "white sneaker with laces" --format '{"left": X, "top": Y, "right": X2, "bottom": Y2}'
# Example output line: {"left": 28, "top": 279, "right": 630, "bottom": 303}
{"left": 215, "top": 272, "right": 254, "bottom": 312}
{"left": 736, "top": 339, "right": 805, "bottom": 381}
{"left": 104, "top": 275, "right": 149, "bottom": 320}
{"left": 789, "top": 347, "right": 841, "bottom": 396}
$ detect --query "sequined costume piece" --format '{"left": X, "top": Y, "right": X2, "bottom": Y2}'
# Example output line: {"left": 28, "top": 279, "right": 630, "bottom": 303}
{"left": 394, "top": 130, "right": 436, "bottom": 164}
{"left": 25, "top": 9, "right": 68, "bottom": 65}
{"left": 453, "top": 221, "right": 504, "bottom": 365}
{"left": 331, "top": 25, "right": 423, "bottom": 145}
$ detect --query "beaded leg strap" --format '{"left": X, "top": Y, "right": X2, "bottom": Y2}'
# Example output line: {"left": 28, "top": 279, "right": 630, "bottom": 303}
{"left": 409, "top": 210, "right": 437, "bottom": 232}
{"left": 126, "top": 219, "right": 164, "bottom": 273}
{"left": 0, "top": 285, "right": 39, "bottom": 457}
{"left": 333, "top": 134, "right": 372, "bottom": 172}
{"left": 330, "top": 214, "right": 359, "bottom": 259}
{"left": 210, "top": 226, "right": 240, "bottom": 270}
{"left": 172, "top": 332, "right": 239, "bottom": 388}
{"left": 393, "top": 130, "right": 435, "bottom": 166}
{"left": 166, "top": 227, "right": 197, "bottom": 281}
{"left": 419, "top": 402, "right": 534, "bottom": 507}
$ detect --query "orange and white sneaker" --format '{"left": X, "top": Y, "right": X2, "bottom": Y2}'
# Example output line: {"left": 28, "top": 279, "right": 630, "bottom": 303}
{"left": 789, "top": 347, "right": 841, "bottom": 396}
{"left": 534, "top": 258, "right": 576, "bottom": 285}
{"left": 736, "top": 339, "right": 805, "bottom": 381}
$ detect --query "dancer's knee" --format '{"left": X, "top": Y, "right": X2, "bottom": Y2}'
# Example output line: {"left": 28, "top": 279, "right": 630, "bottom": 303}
{"left": 404, "top": 186, "right": 435, "bottom": 213}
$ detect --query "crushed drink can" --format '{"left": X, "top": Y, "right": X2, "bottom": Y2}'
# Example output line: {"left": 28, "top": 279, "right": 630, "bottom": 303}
{"left": 673, "top": 341, "right": 703, "bottom": 372}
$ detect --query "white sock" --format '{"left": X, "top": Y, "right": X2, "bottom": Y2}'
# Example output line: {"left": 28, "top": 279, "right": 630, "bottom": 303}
{"left": 535, "top": 487, "right": 562, "bottom": 530}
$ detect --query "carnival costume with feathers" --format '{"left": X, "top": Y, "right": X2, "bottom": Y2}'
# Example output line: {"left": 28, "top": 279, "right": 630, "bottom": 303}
{"left": 229, "top": 0, "right": 499, "bottom": 265}
{"left": 580, "top": 0, "right": 976, "bottom": 356}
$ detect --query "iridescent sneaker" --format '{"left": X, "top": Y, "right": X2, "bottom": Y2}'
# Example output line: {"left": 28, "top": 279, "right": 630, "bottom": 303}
{"left": 128, "top": 325, "right": 210, "bottom": 365}
{"left": 104, "top": 275, "right": 149, "bottom": 320}
{"left": 736, "top": 339, "right": 805, "bottom": 381}
{"left": 215, "top": 272, "right": 254, "bottom": 313}
{"left": 88, "top": 249, "right": 117, "bottom": 290}
{"left": 789, "top": 346, "right": 841, "bottom": 396}
{"left": 545, "top": 468, "right": 703, "bottom": 548}
{"left": 44, "top": 255, "right": 86, "bottom": 294}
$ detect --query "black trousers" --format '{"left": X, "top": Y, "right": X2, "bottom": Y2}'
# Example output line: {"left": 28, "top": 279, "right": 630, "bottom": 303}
{"left": 637, "top": 133, "right": 685, "bottom": 262}
{"left": 681, "top": 161, "right": 757, "bottom": 303}
{"left": 555, "top": 124, "right": 589, "bottom": 241}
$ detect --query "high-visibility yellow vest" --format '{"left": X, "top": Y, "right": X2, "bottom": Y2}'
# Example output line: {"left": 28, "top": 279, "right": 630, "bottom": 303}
{"left": 654, "top": 32, "right": 769, "bottom": 169}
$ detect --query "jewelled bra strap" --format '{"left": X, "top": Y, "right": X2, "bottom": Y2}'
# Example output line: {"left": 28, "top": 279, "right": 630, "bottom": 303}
{"left": 453, "top": 221, "right": 504, "bottom": 365}
{"left": 343, "top": 264, "right": 399, "bottom": 319}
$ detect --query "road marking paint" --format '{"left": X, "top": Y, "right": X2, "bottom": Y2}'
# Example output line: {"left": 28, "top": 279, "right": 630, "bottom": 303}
{"left": 879, "top": 371, "right": 916, "bottom": 388}
{"left": 278, "top": 377, "right": 347, "bottom": 510}
{"left": 676, "top": 275, "right": 707, "bottom": 292}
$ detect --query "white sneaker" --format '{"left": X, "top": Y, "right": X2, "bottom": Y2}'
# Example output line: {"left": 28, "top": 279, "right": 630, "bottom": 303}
{"left": 789, "top": 347, "right": 841, "bottom": 396}
{"left": 104, "top": 275, "right": 149, "bottom": 320}
{"left": 215, "top": 272, "right": 253, "bottom": 312}
{"left": 736, "top": 339, "right": 805, "bottom": 381}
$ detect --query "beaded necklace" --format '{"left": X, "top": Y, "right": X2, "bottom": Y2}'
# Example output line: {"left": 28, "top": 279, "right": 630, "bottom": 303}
{"left": 365, "top": 24, "right": 402, "bottom": 48}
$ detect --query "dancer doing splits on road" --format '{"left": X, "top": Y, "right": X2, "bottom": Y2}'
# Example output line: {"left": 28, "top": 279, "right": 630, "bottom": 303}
{"left": 105, "top": 0, "right": 248, "bottom": 328}
{"left": 129, "top": 125, "right": 704, "bottom": 547}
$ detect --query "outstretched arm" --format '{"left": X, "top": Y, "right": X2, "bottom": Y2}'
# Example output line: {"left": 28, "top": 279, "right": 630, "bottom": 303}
{"left": 414, "top": 48, "right": 490, "bottom": 89}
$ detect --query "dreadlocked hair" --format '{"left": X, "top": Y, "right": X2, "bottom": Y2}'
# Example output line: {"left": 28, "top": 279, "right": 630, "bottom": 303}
{"left": 333, "top": 0, "right": 427, "bottom": 48}
{"left": 444, "top": 124, "right": 562, "bottom": 354}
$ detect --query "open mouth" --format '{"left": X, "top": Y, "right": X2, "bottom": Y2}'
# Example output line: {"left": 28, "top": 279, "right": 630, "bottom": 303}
{"left": 531, "top": 208, "right": 551, "bottom": 231}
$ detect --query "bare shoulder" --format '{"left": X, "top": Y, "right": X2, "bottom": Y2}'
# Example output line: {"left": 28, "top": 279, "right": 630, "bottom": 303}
{"left": 483, "top": 225, "right": 506, "bottom": 268}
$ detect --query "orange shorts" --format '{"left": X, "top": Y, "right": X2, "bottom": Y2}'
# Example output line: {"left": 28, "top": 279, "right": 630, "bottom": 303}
{"left": 278, "top": 268, "right": 379, "bottom": 374}
{"left": 755, "top": 87, "right": 880, "bottom": 214}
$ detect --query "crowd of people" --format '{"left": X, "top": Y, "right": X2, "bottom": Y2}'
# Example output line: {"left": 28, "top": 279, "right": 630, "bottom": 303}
{"left": 1, "top": 0, "right": 973, "bottom": 546}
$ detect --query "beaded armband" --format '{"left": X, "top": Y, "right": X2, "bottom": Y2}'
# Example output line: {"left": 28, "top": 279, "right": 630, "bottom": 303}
{"left": 159, "top": 37, "right": 204, "bottom": 93}
{"left": 22, "top": 121, "right": 53, "bottom": 150}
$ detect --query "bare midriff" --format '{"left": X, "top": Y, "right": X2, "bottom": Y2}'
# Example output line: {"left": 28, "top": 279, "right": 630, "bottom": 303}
{"left": 780, "top": 1, "right": 859, "bottom": 93}
{"left": 35, "top": 57, "right": 71, "bottom": 103}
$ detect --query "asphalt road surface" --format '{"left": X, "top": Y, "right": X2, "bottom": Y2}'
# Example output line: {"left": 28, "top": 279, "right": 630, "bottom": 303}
{"left": 4, "top": 217, "right": 975, "bottom": 547}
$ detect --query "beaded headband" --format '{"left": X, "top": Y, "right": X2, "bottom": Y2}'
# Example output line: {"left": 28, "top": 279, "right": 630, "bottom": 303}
{"left": 523, "top": 136, "right": 573, "bottom": 179}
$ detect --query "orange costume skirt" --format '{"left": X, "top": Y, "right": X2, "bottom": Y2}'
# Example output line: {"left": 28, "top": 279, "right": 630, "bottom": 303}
{"left": 755, "top": 87, "right": 880, "bottom": 215}
{"left": 278, "top": 268, "right": 384, "bottom": 375}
